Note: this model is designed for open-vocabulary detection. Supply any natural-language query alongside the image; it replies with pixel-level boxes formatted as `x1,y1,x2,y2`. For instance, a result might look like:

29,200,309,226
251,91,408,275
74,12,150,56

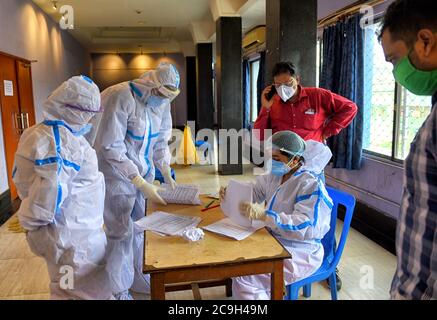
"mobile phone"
266,85,277,100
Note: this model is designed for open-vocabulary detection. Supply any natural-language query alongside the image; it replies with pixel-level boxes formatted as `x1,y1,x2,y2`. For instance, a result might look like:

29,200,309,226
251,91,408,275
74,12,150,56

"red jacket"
254,86,358,142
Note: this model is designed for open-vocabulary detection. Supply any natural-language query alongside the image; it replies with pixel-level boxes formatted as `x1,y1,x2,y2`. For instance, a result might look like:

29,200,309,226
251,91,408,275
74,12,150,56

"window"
363,22,433,161
363,23,396,157
250,59,260,122
395,88,432,159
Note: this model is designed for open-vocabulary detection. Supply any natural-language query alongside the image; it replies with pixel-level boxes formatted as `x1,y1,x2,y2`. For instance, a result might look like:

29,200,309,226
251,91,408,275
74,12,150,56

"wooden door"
0,53,36,200
16,60,36,129
0,55,21,199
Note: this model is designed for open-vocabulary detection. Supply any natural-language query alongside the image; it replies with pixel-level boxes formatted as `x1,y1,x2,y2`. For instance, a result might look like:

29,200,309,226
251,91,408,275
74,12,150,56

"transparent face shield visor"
151,71,181,101
264,137,304,173
158,85,180,101
278,148,302,167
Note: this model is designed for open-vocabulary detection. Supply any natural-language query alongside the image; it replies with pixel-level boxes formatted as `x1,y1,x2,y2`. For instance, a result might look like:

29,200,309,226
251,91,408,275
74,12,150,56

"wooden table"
144,195,291,300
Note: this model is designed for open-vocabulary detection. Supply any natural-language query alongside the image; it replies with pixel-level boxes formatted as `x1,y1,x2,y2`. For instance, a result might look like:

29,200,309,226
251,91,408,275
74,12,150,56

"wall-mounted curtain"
243,59,251,129
320,14,364,170
256,51,266,115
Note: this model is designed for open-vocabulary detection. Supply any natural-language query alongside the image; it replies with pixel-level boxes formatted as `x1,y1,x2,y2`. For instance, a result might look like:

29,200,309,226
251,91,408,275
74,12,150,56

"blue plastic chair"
195,140,211,157
154,168,176,185
285,186,356,300
195,140,206,148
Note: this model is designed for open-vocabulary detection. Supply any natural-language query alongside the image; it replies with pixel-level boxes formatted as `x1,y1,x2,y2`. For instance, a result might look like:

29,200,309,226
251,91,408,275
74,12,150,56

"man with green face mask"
379,0,437,300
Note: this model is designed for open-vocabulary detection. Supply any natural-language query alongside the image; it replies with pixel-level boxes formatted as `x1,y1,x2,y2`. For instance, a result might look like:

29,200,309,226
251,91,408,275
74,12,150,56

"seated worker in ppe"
12,76,112,300
220,131,333,300
94,62,180,300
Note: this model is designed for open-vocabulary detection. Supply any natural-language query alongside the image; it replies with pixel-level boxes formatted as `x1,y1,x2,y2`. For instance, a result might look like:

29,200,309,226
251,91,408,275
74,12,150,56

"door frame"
0,50,33,64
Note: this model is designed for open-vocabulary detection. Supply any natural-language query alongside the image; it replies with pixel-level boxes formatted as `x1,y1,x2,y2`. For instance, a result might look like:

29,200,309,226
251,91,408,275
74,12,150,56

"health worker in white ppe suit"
220,131,333,300
94,62,180,300
12,75,112,300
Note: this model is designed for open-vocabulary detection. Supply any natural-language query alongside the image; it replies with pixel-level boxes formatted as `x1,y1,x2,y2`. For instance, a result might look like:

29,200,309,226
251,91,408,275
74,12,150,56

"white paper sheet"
202,218,265,241
203,192,220,200
135,211,202,236
3,80,13,96
158,184,202,205
220,179,253,227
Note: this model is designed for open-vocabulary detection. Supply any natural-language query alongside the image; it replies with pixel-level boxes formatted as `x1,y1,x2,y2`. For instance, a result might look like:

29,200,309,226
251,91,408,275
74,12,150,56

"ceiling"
33,0,212,27
32,0,268,54
32,0,357,55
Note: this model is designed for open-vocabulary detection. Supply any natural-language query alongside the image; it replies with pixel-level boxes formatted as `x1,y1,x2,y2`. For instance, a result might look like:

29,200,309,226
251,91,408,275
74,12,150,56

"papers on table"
204,180,264,240
203,218,265,241
158,184,202,205
204,192,220,200
220,179,253,228
135,211,202,236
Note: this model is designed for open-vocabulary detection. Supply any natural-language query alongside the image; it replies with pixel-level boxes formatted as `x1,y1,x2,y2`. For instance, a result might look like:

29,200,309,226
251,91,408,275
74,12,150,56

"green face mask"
393,54,437,96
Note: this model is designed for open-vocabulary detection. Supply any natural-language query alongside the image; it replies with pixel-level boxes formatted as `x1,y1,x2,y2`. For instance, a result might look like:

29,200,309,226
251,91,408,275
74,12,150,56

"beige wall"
0,0,91,193
91,53,187,127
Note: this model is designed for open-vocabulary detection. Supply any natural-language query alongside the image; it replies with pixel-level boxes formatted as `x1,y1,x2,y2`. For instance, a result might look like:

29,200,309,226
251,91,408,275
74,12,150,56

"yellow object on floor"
7,215,27,234
176,125,199,165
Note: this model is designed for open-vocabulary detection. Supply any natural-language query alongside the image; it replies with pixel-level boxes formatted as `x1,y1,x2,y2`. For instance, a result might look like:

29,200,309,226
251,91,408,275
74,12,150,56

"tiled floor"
0,164,397,300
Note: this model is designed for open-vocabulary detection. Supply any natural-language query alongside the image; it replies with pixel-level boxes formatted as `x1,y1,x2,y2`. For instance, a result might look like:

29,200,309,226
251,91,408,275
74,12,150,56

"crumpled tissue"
182,227,205,242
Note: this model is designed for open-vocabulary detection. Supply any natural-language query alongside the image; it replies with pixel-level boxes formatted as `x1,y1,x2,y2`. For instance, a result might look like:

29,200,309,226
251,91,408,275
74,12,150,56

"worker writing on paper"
94,62,180,300
255,61,357,290
220,131,332,300
12,76,112,300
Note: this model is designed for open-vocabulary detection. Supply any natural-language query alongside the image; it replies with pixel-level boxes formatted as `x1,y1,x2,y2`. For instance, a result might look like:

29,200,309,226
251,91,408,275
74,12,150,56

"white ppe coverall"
12,76,112,300
94,69,175,297
233,141,333,300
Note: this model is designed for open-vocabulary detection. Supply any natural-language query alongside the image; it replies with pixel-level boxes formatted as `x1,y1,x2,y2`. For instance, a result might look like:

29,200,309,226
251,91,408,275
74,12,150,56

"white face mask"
277,85,296,102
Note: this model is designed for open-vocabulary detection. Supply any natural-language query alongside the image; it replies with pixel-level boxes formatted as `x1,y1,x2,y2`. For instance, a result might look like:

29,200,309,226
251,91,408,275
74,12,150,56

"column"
265,0,318,86
216,16,243,175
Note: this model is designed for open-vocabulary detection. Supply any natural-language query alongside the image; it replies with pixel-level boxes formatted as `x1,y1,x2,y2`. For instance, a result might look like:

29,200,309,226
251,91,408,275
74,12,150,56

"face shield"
264,131,306,176
151,62,181,101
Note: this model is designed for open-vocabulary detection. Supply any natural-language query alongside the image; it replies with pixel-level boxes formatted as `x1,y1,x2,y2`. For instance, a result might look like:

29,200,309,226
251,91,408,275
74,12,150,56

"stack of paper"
220,179,253,228
202,179,265,241
159,184,202,205
203,218,265,241
135,211,202,236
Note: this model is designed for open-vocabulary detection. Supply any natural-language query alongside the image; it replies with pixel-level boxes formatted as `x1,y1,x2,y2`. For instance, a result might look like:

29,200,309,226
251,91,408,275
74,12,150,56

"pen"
201,204,220,212
204,199,215,209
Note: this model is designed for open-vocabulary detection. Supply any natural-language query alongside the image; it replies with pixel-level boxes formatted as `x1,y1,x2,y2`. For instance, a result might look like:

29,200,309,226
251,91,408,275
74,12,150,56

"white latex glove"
132,176,167,205
162,165,177,190
239,202,267,221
